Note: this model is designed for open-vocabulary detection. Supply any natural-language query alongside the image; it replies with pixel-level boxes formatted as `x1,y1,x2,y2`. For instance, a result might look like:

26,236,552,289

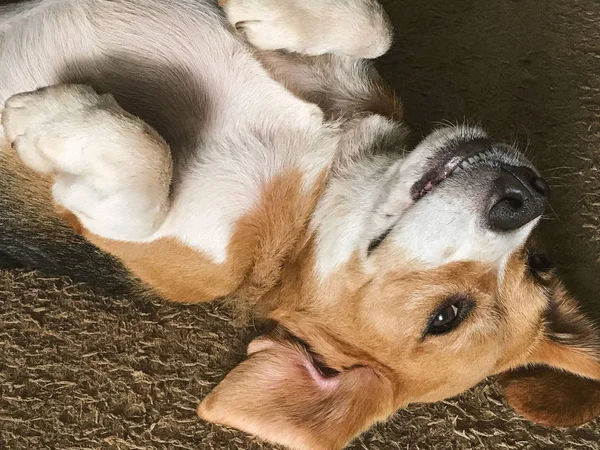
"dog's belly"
0,0,308,139
0,0,334,290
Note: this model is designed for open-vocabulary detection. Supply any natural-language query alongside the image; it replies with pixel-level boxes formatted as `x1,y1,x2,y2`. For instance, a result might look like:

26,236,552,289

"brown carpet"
2,0,600,448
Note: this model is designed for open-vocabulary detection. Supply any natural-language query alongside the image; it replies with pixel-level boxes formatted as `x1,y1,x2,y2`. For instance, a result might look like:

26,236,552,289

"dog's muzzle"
409,136,549,232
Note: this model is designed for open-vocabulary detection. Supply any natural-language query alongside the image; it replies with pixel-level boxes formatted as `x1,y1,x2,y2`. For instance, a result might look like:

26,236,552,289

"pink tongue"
410,138,493,201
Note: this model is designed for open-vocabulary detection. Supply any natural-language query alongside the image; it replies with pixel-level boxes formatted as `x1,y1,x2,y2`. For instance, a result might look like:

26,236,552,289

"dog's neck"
309,154,398,278
307,117,409,280
251,147,406,321
235,117,409,315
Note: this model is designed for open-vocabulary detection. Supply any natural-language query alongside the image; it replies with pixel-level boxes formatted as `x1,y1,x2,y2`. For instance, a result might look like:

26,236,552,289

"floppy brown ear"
197,331,394,450
499,276,600,426
500,366,600,427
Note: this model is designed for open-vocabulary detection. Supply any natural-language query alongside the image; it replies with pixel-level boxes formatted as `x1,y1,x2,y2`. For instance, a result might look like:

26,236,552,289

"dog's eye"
528,252,553,274
424,296,474,337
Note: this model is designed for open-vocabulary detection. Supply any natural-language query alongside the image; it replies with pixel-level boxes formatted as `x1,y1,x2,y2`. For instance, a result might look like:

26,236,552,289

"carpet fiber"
2,0,600,448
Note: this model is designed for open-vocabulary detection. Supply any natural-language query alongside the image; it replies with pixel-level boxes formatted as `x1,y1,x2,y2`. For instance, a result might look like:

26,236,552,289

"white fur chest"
0,0,338,263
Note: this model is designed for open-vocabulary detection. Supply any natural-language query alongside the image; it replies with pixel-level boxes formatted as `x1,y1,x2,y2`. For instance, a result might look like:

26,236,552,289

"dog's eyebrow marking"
368,226,393,255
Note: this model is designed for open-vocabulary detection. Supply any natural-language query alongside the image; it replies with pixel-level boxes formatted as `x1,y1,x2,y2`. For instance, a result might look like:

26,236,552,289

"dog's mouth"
409,138,495,202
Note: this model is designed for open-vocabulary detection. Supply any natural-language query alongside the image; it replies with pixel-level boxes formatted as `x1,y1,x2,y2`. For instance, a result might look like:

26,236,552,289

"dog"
1,0,600,449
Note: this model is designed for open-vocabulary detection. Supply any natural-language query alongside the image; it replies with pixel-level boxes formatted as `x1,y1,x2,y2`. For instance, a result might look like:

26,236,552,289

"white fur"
0,0,347,262
2,85,172,241
313,124,537,280
223,0,393,58
0,0,538,278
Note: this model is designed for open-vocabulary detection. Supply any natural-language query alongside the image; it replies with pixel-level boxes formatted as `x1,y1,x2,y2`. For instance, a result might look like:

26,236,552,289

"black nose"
488,166,548,231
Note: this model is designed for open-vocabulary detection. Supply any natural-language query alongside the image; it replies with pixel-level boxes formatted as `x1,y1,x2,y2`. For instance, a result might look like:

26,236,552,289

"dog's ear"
197,332,394,450
499,274,600,426
499,366,600,427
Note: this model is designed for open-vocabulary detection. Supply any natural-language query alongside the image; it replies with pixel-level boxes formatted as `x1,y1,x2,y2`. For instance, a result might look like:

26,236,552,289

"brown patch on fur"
82,170,325,305
489,250,550,371
268,253,547,404
363,83,403,121
84,236,242,302
198,253,569,449
543,277,600,354
498,259,600,427
54,206,84,235
500,367,600,427
508,264,600,379
529,338,600,381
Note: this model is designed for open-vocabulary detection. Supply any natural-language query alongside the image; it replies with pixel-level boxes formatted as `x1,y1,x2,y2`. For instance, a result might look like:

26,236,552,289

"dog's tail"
0,141,138,296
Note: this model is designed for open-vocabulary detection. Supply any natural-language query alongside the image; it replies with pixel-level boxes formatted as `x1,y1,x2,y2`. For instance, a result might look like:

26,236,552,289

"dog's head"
199,123,600,450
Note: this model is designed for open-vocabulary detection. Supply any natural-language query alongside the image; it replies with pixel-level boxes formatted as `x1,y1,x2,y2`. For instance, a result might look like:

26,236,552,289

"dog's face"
199,124,600,450
320,125,549,396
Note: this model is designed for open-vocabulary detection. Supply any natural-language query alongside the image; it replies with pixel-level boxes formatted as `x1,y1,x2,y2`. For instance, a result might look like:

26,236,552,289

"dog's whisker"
433,119,457,129
546,203,560,221
544,179,573,184
543,175,572,181
542,166,577,172
515,123,532,156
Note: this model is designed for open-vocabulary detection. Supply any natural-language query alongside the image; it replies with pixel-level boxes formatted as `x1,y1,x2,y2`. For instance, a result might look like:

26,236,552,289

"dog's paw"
222,0,393,58
1,84,173,241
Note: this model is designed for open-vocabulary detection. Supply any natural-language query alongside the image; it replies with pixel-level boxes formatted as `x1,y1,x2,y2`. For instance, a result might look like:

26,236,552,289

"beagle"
1,0,599,449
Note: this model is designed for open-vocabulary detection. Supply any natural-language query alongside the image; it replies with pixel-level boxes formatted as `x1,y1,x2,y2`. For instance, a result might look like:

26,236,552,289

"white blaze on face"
389,185,539,279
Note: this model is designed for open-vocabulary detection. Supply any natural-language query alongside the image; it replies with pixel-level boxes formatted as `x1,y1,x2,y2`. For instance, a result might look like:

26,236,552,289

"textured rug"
2,0,600,449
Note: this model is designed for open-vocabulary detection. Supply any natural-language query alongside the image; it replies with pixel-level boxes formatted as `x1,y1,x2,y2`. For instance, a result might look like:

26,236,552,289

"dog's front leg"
222,0,393,59
222,0,402,120
1,84,172,242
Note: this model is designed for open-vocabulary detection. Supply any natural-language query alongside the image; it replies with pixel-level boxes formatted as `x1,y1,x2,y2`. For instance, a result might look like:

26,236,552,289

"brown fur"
198,244,600,448
269,252,547,398
7,138,597,446
500,367,600,427
2,20,600,447
197,328,395,450
81,170,326,306
497,268,600,426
